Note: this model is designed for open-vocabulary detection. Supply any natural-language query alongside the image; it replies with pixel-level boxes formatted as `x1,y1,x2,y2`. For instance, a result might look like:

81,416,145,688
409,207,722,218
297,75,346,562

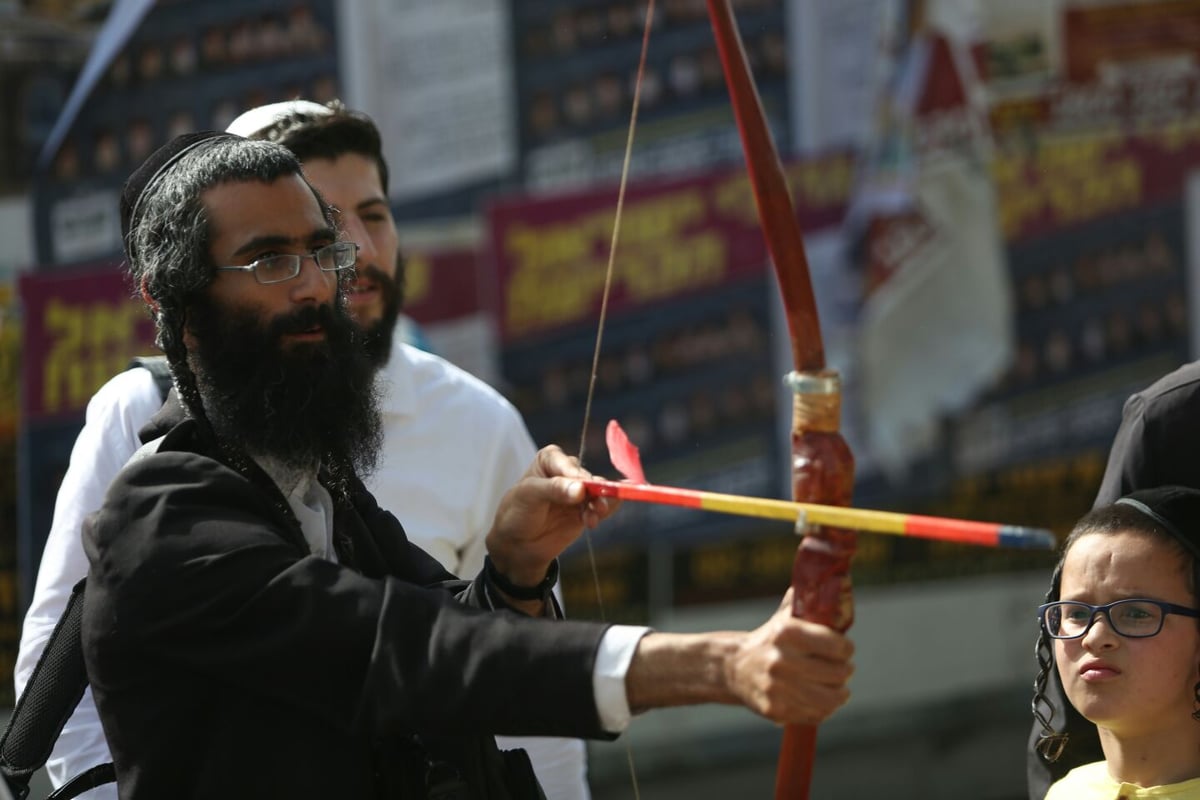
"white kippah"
225,100,332,137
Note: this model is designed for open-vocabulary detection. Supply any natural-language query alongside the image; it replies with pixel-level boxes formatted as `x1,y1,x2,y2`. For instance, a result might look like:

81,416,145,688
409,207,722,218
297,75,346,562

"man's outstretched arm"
626,589,854,725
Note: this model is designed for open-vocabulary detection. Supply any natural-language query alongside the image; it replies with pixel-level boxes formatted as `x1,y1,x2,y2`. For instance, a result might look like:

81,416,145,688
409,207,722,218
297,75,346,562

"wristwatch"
484,555,559,602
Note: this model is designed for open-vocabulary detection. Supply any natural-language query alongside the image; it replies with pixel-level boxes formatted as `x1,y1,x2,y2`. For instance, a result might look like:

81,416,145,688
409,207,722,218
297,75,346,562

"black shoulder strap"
0,580,115,800
128,355,172,404
46,764,115,800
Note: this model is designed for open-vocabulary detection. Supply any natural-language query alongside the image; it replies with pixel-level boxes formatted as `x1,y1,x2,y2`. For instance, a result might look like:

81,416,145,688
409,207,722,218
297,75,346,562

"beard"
186,296,383,487
357,252,404,367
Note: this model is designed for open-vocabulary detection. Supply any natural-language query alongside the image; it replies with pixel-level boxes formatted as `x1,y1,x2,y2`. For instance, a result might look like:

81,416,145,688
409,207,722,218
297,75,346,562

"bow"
705,3,857,798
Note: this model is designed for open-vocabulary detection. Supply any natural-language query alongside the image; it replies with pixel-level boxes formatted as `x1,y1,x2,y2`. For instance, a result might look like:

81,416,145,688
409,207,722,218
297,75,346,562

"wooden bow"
705,3,857,798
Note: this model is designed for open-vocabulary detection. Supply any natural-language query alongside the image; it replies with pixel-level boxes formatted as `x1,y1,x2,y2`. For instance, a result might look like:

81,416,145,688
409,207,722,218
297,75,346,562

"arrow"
580,478,1056,550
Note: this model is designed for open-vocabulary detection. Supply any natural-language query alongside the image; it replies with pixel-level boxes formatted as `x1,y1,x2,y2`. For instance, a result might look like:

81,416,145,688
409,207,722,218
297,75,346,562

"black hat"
1116,485,1200,560
119,130,242,261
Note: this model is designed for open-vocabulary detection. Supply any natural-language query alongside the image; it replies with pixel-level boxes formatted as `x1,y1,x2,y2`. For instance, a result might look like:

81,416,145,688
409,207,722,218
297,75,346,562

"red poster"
487,152,853,342
1063,0,1200,84
995,128,1200,243
402,248,483,325
20,263,158,423
0,283,17,437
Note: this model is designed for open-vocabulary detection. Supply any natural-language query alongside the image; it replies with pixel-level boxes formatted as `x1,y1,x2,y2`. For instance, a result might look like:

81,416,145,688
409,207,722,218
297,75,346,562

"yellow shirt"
1047,762,1200,800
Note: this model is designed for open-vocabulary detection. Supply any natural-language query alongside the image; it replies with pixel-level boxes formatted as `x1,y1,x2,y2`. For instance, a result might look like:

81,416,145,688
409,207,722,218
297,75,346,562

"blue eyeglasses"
1038,598,1200,639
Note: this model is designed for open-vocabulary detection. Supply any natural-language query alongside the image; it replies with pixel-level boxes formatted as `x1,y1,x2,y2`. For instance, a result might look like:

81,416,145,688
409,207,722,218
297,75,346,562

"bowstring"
574,2,655,797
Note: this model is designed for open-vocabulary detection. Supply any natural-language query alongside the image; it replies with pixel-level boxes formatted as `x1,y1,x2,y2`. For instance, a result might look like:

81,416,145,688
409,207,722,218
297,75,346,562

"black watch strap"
484,555,559,601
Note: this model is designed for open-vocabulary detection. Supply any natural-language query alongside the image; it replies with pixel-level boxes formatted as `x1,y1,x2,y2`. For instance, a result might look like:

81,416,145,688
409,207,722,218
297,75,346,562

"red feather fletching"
605,420,648,484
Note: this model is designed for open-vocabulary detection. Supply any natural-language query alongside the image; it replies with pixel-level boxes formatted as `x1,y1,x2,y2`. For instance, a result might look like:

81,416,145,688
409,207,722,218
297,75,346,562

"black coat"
83,416,612,799
1026,361,1200,799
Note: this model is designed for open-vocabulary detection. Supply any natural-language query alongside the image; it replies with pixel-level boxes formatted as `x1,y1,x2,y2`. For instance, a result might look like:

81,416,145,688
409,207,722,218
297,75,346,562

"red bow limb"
705,4,858,798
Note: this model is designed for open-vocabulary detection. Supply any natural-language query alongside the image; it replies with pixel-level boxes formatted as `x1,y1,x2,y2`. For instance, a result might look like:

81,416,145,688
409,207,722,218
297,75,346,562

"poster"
33,0,341,268
17,263,158,609
509,0,790,190
338,0,516,202
401,244,503,385
19,264,156,424
1062,0,1200,84
790,0,905,152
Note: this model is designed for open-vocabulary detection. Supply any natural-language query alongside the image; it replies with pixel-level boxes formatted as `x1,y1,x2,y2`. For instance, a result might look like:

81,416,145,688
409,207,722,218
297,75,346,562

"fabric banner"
857,159,1012,471
848,23,1014,474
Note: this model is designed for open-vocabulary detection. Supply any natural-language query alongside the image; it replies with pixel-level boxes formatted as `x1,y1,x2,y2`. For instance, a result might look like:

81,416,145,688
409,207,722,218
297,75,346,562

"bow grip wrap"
777,372,856,798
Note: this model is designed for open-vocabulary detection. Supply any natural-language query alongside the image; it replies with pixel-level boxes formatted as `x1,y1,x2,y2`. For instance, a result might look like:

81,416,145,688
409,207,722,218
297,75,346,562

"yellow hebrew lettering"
714,175,758,225
84,302,143,394
506,257,608,334
622,234,726,302
506,223,593,274
42,299,85,414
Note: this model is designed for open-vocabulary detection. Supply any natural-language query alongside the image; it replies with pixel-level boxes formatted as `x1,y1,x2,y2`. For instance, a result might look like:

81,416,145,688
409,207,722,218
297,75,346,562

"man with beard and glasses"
73,132,854,799
17,101,581,798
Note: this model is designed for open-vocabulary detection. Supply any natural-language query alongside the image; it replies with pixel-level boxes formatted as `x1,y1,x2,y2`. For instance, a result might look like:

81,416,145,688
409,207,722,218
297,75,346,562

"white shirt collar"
249,452,335,561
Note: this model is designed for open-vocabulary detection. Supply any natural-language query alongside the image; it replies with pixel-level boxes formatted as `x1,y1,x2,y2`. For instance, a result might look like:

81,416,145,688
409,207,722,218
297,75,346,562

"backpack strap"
45,764,115,800
0,580,115,800
128,355,172,404
0,359,166,799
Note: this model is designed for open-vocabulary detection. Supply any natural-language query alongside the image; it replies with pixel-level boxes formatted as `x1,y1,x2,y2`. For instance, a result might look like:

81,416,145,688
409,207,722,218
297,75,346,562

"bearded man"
77,132,854,798
84,130,612,798
19,101,580,798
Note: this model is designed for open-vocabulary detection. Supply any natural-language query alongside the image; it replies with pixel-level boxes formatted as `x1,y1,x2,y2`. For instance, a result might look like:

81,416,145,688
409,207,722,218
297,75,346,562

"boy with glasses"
1032,485,1200,799
1028,362,1200,799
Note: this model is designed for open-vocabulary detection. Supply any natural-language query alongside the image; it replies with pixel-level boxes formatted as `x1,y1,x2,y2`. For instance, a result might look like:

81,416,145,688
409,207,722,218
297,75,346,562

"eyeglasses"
214,241,358,285
1038,598,1200,640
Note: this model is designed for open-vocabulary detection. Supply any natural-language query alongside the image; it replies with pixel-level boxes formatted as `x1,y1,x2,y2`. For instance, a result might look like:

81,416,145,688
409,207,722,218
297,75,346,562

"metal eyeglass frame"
214,241,358,285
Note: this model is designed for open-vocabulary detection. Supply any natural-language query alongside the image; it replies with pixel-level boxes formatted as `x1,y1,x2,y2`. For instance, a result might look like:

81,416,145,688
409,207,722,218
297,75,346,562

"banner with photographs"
938,127,1200,531
21,0,344,618
34,0,340,269
509,0,790,191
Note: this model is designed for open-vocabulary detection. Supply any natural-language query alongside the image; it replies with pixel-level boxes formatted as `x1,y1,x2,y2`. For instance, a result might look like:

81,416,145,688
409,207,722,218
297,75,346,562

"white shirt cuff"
593,624,651,733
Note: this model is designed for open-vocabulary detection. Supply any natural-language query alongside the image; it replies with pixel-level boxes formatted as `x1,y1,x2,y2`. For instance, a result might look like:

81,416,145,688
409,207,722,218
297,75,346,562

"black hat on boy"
1116,485,1200,560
